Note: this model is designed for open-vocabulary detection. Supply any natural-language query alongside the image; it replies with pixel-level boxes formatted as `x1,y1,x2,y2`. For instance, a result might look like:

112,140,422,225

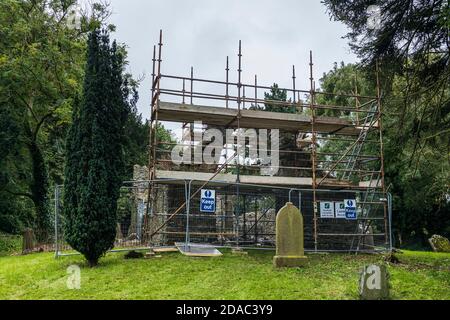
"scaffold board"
175,242,223,257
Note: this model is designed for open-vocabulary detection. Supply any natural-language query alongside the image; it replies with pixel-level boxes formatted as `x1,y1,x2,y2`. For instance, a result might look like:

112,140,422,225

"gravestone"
231,247,248,255
145,248,162,259
359,264,390,300
273,202,307,268
428,234,450,253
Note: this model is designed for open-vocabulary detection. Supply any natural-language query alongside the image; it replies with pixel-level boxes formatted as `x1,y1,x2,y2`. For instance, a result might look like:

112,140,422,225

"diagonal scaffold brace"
147,151,239,242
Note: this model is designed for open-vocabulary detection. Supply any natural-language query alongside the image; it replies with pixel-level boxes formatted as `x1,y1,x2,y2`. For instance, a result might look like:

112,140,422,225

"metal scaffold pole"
309,51,318,252
292,65,296,104
225,56,229,109
143,44,157,235
54,185,60,259
138,32,389,253
145,30,163,243
235,40,242,248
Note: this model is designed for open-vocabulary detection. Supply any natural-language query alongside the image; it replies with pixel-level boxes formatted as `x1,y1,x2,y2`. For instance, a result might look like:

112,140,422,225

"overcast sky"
98,0,357,135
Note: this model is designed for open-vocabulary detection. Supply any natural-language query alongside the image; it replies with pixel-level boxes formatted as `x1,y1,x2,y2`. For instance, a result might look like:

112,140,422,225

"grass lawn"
0,249,449,300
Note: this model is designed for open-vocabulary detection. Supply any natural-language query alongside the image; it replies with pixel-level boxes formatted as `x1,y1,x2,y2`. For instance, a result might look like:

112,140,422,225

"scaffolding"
144,30,391,253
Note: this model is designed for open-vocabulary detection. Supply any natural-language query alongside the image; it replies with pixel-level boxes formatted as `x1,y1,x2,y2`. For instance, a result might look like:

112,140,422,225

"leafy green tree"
315,62,379,181
0,0,110,240
63,29,130,267
0,105,33,233
123,106,149,178
252,83,296,113
323,0,449,77
383,74,450,246
317,61,450,247
324,0,450,247
317,62,375,116
247,84,311,211
249,84,310,178
0,0,169,238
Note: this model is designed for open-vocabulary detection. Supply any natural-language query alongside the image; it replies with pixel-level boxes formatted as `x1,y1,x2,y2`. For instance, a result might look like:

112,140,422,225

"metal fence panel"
54,180,391,257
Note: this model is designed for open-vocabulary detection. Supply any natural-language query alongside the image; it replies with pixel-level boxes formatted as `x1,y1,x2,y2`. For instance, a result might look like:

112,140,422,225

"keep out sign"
200,189,216,213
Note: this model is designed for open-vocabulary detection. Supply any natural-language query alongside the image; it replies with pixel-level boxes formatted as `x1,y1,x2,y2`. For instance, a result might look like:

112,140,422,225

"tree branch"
4,188,34,201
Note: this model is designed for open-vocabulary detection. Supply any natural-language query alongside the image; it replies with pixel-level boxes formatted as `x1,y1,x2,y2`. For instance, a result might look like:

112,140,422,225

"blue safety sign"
200,189,216,213
344,199,357,220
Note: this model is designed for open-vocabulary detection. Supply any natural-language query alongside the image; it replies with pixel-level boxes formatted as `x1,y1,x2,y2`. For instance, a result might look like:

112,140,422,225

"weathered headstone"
231,247,248,255
127,233,138,241
428,234,450,253
360,225,375,251
273,202,307,268
359,264,390,300
145,248,161,259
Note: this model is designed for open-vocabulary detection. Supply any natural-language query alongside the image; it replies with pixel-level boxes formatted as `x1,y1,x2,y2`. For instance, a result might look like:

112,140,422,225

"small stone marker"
145,248,161,259
359,264,390,300
231,247,248,255
428,234,450,253
273,202,307,268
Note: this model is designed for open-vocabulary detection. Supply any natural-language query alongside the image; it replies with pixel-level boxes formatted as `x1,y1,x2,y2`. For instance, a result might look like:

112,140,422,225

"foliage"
251,83,295,113
383,70,449,247
317,62,450,247
0,0,111,240
153,122,175,164
0,250,448,299
247,84,310,178
0,233,22,257
323,0,450,247
63,29,130,267
316,62,380,180
0,105,33,233
123,108,149,178
316,61,376,117
0,1,153,238
323,0,449,79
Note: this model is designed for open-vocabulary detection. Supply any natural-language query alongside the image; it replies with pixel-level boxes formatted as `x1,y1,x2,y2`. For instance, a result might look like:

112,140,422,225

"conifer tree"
63,29,129,266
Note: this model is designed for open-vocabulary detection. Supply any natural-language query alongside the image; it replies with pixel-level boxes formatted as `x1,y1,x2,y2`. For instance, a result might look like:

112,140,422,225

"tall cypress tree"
64,29,129,266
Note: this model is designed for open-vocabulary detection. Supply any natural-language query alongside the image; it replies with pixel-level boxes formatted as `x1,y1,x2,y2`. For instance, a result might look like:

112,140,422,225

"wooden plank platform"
155,170,356,188
157,101,362,135
175,242,223,257
153,247,179,253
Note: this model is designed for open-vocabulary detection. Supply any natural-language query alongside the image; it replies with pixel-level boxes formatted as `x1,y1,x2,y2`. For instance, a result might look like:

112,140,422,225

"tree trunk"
22,228,35,254
88,258,99,267
28,139,51,243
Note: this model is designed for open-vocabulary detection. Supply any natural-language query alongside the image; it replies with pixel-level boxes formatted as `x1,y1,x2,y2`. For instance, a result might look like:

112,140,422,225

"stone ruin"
116,165,280,247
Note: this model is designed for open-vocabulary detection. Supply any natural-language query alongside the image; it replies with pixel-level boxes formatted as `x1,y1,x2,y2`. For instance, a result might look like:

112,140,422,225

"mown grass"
0,249,448,300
